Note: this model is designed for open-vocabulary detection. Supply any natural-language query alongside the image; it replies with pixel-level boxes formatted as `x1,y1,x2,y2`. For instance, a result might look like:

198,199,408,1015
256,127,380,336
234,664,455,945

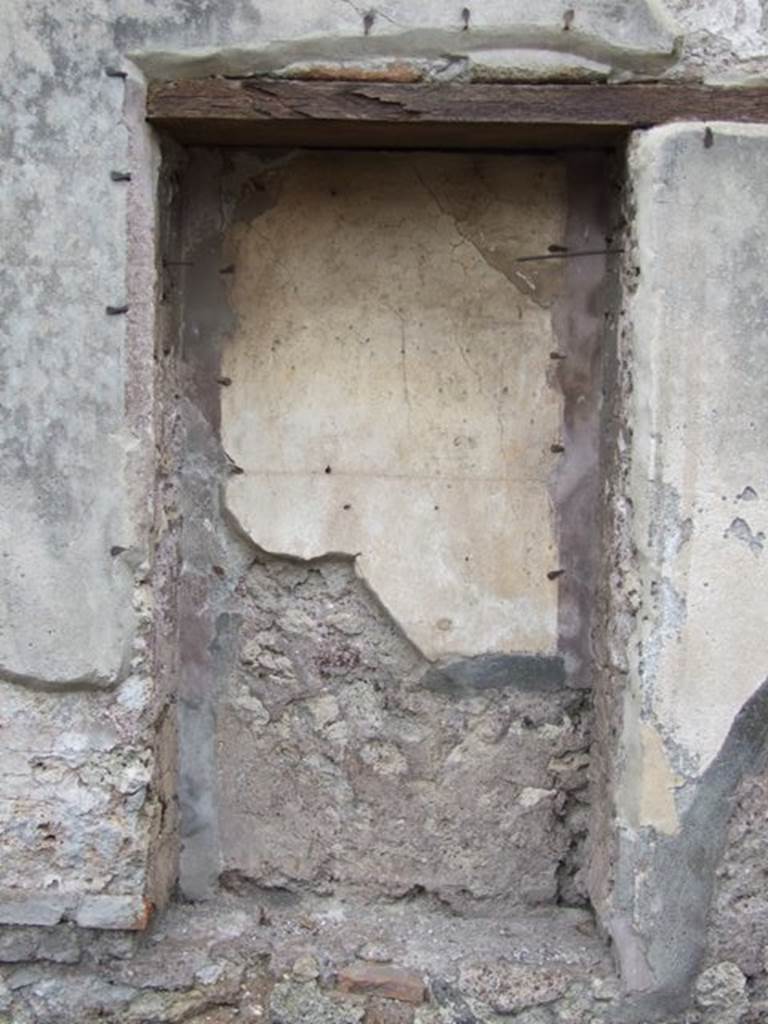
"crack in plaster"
410,163,548,308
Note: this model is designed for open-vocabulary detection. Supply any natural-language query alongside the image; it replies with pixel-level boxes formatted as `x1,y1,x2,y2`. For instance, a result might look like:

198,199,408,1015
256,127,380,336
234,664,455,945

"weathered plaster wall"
1,8,178,928
591,122,768,1021
625,124,768,782
665,0,768,83
223,152,566,661
1,0,766,674
3,1,768,1021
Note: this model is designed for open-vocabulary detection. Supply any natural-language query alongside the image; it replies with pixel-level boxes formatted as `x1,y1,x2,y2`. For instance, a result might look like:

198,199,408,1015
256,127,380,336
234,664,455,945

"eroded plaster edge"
126,14,681,83
588,123,768,1020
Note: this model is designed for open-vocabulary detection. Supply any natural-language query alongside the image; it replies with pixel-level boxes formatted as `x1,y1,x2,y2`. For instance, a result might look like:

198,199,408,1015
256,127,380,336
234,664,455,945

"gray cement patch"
421,654,566,698
614,675,768,1022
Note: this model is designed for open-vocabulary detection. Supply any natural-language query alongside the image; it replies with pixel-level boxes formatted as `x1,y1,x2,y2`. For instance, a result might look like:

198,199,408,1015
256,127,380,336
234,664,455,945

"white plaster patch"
519,787,556,808
625,123,768,777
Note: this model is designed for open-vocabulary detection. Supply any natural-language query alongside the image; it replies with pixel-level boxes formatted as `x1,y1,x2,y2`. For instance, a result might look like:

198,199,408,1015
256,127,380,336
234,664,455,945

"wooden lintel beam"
147,79,768,149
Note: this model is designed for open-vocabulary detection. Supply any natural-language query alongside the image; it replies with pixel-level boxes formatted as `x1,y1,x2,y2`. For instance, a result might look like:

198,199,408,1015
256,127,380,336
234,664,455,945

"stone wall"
4,2,768,1023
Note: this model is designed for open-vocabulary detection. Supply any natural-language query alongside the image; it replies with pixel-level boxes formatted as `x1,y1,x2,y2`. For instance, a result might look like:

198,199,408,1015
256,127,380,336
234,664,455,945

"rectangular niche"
167,147,614,912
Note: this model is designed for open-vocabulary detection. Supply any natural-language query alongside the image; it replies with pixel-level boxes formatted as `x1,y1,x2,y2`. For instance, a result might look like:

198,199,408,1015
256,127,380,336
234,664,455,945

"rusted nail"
516,249,623,263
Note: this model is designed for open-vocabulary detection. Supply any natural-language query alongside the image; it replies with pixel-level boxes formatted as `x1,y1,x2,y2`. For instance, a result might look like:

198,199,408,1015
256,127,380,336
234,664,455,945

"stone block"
0,924,80,964
695,961,748,1024
0,894,70,927
458,961,571,1014
363,996,415,1024
272,980,365,1024
75,895,151,930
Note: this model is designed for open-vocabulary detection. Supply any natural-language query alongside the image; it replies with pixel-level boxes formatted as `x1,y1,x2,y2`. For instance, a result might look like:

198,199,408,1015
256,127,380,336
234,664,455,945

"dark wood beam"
147,79,768,150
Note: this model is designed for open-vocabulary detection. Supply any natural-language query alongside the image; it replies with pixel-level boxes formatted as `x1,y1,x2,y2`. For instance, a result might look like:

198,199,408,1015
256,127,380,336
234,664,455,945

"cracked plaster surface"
222,151,567,661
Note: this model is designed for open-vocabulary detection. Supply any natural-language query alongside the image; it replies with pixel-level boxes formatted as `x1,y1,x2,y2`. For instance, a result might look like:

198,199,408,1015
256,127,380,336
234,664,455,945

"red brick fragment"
337,964,426,1005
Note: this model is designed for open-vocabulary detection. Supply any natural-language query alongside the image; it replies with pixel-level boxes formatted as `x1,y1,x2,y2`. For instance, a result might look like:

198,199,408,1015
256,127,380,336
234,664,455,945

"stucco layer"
625,122,768,784
595,122,768,1018
222,152,566,660
1,0,766,683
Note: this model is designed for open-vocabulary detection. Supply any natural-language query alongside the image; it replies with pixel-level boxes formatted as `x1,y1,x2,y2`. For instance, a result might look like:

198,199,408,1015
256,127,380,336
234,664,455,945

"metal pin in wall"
105,66,127,78
110,171,132,182
106,304,129,315
547,569,565,580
